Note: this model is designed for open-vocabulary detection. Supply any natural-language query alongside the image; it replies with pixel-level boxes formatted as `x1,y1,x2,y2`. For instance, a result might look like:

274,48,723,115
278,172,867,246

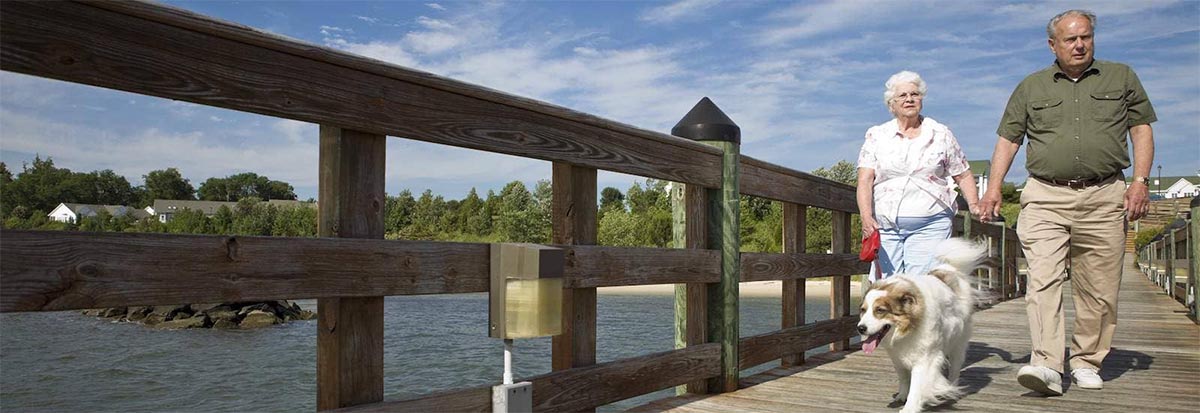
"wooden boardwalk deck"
631,254,1200,412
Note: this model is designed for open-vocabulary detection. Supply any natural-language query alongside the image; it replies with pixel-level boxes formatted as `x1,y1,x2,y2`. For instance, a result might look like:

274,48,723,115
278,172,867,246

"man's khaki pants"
1017,177,1126,373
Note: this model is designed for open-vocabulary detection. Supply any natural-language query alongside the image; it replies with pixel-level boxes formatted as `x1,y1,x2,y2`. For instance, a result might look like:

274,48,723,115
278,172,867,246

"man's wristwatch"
1133,176,1151,185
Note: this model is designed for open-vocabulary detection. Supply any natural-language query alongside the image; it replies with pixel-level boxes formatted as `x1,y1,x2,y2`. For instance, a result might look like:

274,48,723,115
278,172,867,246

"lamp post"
1157,165,1162,197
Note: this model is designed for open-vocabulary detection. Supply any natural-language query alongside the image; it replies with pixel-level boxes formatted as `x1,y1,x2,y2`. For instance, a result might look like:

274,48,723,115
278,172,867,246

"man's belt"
1032,173,1120,190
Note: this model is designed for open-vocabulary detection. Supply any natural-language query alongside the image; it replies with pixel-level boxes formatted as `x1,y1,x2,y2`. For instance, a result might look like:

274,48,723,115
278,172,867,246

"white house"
1159,177,1199,199
47,203,152,223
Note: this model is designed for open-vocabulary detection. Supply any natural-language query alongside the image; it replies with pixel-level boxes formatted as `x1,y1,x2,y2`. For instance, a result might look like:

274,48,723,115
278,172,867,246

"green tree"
384,190,417,236
806,160,859,253
495,181,547,242
272,206,317,237
142,168,196,204
165,208,212,234
458,188,486,236
403,189,445,240
3,156,79,215
197,172,296,202
78,169,140,206
231,198,274,235
211,205,235,234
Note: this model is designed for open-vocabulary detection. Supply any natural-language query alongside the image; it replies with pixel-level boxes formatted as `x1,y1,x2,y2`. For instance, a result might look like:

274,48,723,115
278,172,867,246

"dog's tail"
929,237,991,308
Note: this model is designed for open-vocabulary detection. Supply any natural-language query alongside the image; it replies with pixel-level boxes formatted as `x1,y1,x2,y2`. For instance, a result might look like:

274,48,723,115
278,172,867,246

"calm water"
1,291,861,412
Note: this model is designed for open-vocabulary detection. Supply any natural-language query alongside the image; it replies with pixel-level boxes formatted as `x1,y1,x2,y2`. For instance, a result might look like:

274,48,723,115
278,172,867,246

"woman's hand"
861,215,879,240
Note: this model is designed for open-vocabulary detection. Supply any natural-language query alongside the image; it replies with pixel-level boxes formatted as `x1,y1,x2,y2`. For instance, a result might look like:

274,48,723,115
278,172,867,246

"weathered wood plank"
740,253,868,282
780,203,806,367
674,182,709,395
565,246,719,288
740,155,856,213
316,126,385,409
0,1,723,188
551,163,597,379
829,211,853,351
0,230,727,312
738,317,859,370
333,343,722,413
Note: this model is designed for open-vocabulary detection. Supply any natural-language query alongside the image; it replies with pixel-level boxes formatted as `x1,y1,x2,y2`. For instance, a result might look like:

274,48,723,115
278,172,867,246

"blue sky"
1,0,1197,201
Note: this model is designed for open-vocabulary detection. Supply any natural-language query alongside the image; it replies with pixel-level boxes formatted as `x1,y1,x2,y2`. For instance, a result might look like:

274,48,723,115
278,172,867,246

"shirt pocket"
1029,97,1063,129
1089,90,1125,121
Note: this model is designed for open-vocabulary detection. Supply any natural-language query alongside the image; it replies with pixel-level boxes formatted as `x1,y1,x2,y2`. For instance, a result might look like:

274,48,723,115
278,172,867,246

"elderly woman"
857,70,980,282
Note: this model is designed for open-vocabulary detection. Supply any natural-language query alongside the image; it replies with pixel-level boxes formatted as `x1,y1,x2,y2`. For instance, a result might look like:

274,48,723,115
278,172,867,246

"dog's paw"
888,392,907,408
898,407,922,413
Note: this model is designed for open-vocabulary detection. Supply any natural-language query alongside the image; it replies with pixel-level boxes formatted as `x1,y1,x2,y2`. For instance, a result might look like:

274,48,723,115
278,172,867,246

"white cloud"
416,16,455,31
640,0,721,24
425,3,446,11
355,15,379,24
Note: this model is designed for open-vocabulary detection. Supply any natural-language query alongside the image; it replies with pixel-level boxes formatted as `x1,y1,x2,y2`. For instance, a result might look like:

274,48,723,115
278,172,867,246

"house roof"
52,203,151,220
968,160,991,176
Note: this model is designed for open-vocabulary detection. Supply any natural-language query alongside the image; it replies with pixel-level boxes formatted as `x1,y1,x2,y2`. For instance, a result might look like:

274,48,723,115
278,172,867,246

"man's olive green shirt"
997,60,1156,181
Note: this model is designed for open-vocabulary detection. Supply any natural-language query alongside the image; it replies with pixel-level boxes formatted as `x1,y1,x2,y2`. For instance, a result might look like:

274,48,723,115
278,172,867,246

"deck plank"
628,254,1200,412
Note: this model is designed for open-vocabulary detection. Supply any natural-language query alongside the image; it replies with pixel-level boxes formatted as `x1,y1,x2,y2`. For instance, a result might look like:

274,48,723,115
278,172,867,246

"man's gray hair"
883,70,927,106
1047,9,1096,39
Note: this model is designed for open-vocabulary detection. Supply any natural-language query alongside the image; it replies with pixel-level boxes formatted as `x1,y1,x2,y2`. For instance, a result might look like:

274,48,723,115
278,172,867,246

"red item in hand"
860,230,880,262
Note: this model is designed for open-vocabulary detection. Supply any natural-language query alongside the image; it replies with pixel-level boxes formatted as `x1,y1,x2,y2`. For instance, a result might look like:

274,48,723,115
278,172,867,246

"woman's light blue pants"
871,209,954,282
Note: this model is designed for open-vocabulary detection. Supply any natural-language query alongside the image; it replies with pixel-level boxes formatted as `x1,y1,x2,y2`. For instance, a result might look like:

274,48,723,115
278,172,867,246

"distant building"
968,160,990,196
1132,175,1199,199
149,199,315,223
47,203,152,223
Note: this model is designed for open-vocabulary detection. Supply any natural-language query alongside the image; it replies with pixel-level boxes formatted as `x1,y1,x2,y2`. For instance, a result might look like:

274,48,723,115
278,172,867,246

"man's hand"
978,189,1003,222
1125,181,1150,221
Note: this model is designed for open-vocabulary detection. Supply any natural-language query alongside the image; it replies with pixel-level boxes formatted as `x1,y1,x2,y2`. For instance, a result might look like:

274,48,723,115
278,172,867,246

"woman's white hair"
883,70,927,106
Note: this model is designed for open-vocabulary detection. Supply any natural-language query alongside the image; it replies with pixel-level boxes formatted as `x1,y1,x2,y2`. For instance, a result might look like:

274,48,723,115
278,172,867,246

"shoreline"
598,280,863,298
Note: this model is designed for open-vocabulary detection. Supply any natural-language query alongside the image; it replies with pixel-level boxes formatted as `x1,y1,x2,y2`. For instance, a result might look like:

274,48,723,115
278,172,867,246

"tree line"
0,156,1017,253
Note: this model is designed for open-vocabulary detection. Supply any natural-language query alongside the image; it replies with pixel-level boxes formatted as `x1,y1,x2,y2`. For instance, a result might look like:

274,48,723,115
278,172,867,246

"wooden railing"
1136,197,1198,323
0,1,1024,411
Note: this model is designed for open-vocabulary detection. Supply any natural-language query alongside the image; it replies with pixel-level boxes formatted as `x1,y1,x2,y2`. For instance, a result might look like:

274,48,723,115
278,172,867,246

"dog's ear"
900,293,917,311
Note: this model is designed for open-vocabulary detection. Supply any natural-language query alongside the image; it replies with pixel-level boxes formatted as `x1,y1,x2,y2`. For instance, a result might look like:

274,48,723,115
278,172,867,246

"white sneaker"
1017,365,1063,396
1071,368,1104,389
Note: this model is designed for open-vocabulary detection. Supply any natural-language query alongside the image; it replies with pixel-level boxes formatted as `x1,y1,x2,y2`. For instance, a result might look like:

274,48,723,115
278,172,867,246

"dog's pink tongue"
862,336,879,355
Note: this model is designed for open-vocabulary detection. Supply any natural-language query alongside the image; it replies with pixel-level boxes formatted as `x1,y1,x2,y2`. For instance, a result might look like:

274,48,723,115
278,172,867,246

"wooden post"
316,126,385,410
830,210,852,351
1189,197,1198,322
1000,227,1009,299
672,97,740,393
673,183,708,394
551,163,597,378
781,203,807,367
1165,230,1175,295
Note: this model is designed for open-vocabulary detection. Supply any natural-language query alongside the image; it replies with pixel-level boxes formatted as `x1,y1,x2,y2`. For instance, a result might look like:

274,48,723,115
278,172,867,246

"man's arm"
1125,124,1154,221
979,136,1021,221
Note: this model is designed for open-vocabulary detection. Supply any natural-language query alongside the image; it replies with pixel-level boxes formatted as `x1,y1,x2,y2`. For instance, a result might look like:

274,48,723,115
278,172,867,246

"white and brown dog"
857,238,987,413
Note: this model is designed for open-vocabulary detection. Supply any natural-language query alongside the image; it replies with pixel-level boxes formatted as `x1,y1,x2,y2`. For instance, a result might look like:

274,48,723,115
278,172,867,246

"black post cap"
1191,194,1200,208
671,97,740,144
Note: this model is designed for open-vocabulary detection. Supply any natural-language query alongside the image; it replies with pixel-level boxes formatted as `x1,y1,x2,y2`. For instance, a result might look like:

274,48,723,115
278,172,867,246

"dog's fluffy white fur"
857,238,987,413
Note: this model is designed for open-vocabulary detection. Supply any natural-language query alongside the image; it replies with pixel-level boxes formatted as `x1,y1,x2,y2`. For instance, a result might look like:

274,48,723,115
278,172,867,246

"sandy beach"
599,280,863,298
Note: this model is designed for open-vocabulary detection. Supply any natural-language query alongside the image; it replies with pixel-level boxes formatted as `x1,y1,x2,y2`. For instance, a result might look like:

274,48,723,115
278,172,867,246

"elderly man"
979,9,1156,396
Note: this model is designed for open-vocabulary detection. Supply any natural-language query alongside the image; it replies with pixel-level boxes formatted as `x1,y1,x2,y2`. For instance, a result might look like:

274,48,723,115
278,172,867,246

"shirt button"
1075,156,1080,160
1074,99,1079,103
1075,117,1080,121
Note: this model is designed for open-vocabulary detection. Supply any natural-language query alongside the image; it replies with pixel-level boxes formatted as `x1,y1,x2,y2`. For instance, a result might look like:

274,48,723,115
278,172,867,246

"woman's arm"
953,171,981,217
857,167,878,239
